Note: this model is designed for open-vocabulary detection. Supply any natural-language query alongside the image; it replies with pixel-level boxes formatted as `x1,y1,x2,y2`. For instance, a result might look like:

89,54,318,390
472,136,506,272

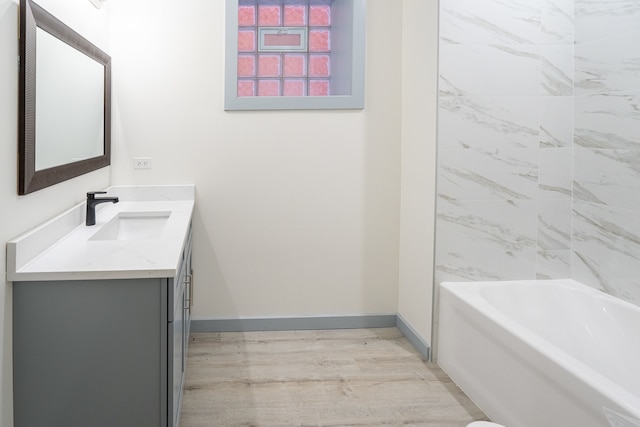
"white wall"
0,1,111,425
109,0,404,320
397,0,439,346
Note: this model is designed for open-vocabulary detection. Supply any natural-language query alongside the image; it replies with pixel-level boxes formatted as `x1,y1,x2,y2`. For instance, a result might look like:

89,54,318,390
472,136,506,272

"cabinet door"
184,242,193,354
169,224,192,427
184,229,193,332
182,278,189,373
171,282,185,427
13,279,167,427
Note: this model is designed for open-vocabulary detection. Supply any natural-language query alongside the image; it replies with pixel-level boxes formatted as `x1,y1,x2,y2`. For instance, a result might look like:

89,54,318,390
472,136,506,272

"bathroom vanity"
7,185,195,427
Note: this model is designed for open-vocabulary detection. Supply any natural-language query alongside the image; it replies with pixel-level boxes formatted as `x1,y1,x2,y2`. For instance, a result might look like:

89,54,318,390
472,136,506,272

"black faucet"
86,191,119,226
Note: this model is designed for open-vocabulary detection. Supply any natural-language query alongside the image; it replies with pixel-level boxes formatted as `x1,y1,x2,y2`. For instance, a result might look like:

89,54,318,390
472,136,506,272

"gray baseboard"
191,314,431,360
395,314,431,361
191,314,397,333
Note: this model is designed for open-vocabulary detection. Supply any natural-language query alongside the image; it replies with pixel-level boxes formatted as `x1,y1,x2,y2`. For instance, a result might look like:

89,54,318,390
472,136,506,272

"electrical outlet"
133,157,152,169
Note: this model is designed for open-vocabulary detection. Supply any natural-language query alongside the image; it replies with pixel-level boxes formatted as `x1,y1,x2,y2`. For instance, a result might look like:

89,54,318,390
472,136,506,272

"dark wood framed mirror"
19,0,111,195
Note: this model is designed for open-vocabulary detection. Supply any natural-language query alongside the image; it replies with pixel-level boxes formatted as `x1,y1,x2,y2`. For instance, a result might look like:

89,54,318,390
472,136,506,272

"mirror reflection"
35,28,105,171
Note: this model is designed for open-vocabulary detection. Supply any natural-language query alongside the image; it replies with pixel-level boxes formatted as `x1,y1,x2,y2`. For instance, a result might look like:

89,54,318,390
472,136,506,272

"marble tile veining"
540,44,574,96
571,251,640,305
441,0,574,45
541,0,574,44
574,92,640,150
438,96,540,150
436,246,538,284
536,250,571,279
435,196,538,281
438,148,538,201
573,148,640,211
437,0,575,285
436,0,640,308
572,200,640,302
440,0,547,45
439,44,541,97
575,30,640,96
575,0,640,43
571,250,609,293
437,197,538,253
538,198,572,251
538,147,573,199
540,96,574,148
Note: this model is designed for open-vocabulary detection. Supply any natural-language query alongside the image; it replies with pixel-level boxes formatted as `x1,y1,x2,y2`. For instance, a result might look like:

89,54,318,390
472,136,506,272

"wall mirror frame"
19,0,111,195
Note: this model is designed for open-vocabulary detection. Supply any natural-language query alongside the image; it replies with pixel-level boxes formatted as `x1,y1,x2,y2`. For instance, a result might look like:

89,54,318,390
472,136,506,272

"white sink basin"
90,211,171,241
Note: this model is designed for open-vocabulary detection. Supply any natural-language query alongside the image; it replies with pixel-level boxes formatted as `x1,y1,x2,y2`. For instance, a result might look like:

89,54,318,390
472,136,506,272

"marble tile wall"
436,0,574,286
436,0,640,307
572,0,640,304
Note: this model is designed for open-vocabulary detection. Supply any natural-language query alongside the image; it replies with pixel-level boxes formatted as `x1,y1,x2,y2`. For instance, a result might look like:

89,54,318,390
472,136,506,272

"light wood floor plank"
181,328,488,427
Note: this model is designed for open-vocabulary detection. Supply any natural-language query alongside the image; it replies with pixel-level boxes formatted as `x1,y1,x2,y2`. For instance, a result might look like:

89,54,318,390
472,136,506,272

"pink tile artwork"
309,30,330,52
236,3,334,98
238,80,255,97
258,80,280,96
238,5,256,26
284,5,306,26
309,80,329,96
308,55,330,77
237,55,255,77
238,30,256,52
309,5,330,26
258,5,281,26
283,54,305,77
284,79,305,96
258,55,281,77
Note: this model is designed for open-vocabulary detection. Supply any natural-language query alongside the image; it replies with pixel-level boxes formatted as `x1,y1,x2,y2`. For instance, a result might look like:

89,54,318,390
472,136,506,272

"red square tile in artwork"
258,80,280,96
238,55,255,77
309,5,330,26
283,79,305,96
309,55,330,77
309,80,329,96
238,80,255,97
238,30,256,52
284,5,306,26
283,54,306,77
309,30,330,52
238,5,256,26
258,55,281,77
258,5,281,26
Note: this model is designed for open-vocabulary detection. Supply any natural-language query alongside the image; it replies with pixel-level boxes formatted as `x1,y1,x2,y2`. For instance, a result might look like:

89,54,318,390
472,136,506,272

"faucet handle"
87,191,107,199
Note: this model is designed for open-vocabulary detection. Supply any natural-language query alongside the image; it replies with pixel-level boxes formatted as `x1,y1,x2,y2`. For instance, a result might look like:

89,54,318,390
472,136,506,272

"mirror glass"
19,0,111,195
35,28,105,170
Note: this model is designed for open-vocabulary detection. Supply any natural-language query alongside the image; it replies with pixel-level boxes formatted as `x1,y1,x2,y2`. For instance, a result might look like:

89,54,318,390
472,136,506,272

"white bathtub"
438,279,640,427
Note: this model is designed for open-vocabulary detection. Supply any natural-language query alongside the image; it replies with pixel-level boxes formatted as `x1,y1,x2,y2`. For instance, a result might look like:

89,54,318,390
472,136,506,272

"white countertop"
6,185,195,282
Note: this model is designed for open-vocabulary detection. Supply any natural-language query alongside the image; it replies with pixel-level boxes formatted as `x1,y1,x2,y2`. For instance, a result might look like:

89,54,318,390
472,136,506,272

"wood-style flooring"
180,327,488,427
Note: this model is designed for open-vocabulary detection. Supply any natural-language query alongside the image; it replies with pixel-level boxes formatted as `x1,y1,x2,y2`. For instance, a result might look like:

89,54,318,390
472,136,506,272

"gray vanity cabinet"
170,227,193,427
13,228,193,427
